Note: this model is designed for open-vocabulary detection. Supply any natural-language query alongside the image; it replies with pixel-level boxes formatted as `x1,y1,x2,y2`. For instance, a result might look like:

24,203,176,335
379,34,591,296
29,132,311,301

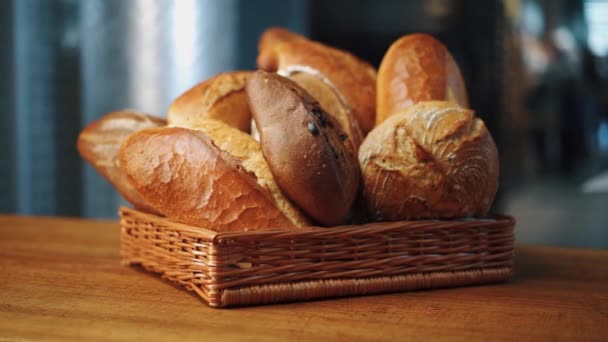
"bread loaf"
188,118,311,228
359,101,498,221
77,110,165,214
257,27,306,55
247,71,360,226
168,71,252,132
257,28,375,137
377,34,469,125
119,122,310,231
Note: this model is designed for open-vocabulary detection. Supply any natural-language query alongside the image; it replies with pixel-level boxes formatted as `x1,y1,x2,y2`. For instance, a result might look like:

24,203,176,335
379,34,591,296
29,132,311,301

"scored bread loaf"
119,120,310,232
257,28,374,141
359,101,498,221
377,34,469,125
168,71,252,132
247,70,360,226
77,110,165,214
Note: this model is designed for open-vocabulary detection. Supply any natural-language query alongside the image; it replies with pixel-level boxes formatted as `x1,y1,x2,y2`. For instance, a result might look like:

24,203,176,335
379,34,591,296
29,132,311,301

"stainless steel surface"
1,0,308,218
79,0,239,216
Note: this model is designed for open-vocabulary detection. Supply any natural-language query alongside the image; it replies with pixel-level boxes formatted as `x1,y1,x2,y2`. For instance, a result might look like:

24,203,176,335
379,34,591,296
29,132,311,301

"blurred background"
0,0,607,248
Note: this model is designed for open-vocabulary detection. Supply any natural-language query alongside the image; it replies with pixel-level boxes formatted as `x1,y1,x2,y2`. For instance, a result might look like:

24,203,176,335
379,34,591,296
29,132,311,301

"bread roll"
77,110,165,214
119,123,310,232
377,34,469,125
168,71,252,132
359,101,498,221
289,72,364,149
257,28,375,136
188,118,310,228
257,27,306,54
247,71,360,226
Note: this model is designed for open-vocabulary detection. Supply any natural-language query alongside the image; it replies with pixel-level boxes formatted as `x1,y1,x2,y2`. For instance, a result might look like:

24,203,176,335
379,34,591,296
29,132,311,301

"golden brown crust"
359,101,498,221
257,27,306,65
377,34,469,125
257,28,376,133
187,118,311,227
247,71,360,226
119,127,303,232
77,110,165,214
168,71,252,132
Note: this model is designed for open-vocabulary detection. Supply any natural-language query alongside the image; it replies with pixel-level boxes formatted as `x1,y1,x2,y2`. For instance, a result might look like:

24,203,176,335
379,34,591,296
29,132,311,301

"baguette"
77,110,165,214
119,121,310,231
377,34,469,125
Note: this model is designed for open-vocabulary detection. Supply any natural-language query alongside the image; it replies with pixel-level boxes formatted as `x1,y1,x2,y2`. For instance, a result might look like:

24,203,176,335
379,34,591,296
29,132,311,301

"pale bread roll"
359,101,498,221
168,71,252,132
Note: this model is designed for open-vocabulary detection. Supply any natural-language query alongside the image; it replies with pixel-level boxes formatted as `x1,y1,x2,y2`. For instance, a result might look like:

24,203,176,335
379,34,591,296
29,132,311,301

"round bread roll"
77,110,165,214
168,71,252,132
359,101,498,221
247,70,360,226
119,124,310,232
377,34,469,125
257,28,375,136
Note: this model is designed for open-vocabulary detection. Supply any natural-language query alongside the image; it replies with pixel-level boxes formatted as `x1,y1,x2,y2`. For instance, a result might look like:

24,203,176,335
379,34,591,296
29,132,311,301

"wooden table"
1,215,606,341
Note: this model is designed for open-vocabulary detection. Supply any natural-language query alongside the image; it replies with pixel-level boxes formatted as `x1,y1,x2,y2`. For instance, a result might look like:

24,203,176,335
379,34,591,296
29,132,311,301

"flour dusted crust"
168,71,252,133
359,101,498,220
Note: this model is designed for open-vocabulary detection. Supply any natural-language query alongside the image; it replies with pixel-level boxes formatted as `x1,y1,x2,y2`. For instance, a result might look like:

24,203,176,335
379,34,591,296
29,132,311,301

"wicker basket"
119,206,515,307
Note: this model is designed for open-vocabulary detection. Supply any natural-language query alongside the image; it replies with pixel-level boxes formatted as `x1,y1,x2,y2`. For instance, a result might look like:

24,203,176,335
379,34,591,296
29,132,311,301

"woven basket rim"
118,206,515,242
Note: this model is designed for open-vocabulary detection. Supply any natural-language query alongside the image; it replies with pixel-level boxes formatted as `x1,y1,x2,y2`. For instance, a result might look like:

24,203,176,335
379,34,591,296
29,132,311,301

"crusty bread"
359,101,498,221
168,71,252,132
187,118,311,228
257,28,376,134
77,110,165,214
247,71,360,226
377,34,469,125
257,27,306,56
119,126,308,232
289,72,363,150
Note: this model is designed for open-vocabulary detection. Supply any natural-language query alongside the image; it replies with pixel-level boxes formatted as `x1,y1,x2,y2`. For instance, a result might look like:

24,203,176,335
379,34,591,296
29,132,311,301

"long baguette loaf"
119,120,310,231
77,110,165,214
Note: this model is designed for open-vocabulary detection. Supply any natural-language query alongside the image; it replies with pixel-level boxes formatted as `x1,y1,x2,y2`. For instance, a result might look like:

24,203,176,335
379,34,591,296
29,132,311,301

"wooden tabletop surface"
0,215,606,341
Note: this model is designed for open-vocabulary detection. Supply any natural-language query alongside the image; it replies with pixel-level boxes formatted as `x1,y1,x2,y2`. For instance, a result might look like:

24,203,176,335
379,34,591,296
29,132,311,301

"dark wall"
0,0,16,213
309,0,505,145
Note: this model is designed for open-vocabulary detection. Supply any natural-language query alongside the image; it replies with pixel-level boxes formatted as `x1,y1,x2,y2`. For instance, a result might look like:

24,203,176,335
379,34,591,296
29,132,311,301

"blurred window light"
521,0,544,37
599,120,608,152
584,0,608,56
552,26,577,54
172,0,197,83
521,35,550,74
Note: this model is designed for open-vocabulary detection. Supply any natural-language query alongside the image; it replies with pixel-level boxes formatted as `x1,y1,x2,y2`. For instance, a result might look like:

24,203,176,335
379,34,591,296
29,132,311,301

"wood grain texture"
1,215,607,341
